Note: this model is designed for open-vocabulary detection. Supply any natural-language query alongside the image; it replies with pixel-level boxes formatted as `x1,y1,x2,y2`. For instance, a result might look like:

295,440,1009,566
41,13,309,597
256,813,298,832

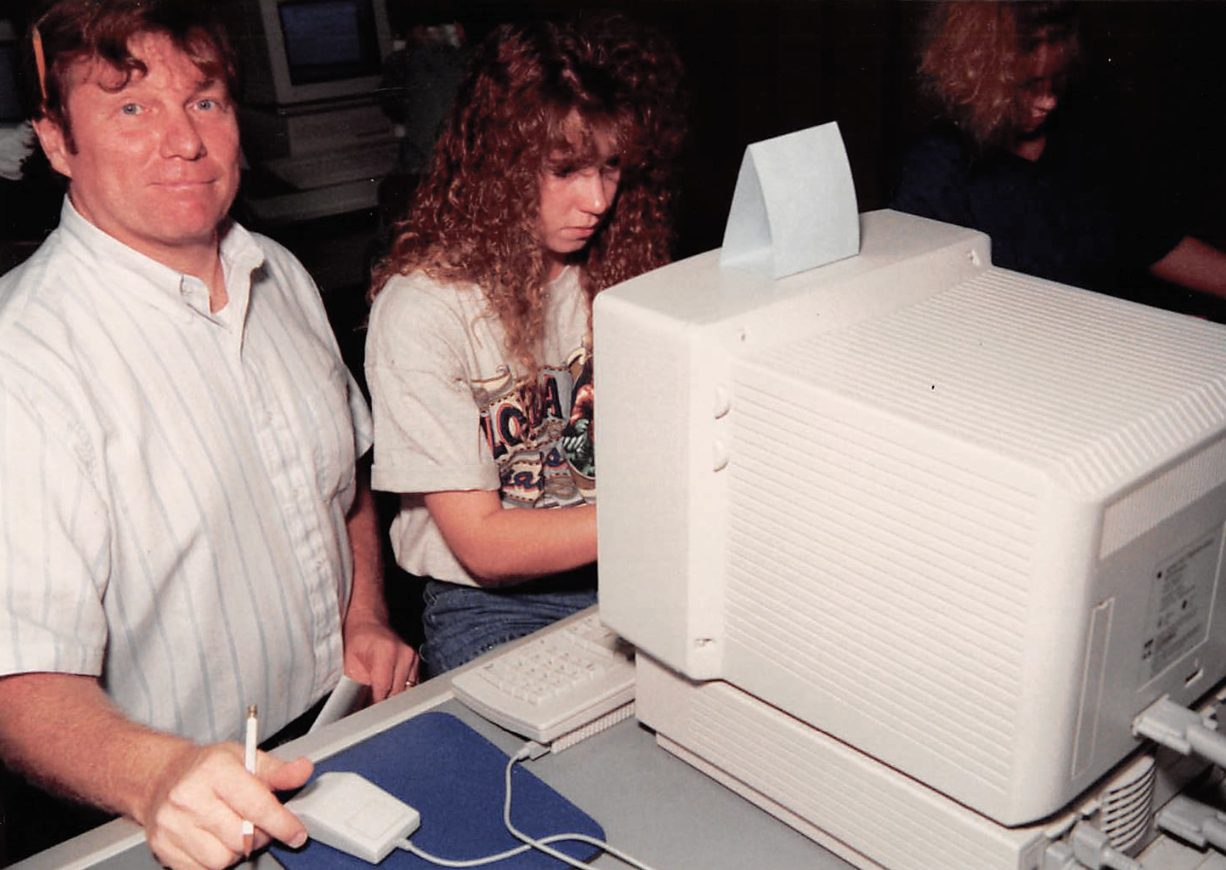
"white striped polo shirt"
0,199,372,744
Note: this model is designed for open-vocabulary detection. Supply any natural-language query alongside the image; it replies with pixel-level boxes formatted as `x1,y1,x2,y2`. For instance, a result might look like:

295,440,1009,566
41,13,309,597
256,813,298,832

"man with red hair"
0,1,417,865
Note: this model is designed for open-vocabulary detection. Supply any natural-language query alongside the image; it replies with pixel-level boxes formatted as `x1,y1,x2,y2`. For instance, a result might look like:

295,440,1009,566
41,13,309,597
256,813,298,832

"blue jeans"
419,566,597,678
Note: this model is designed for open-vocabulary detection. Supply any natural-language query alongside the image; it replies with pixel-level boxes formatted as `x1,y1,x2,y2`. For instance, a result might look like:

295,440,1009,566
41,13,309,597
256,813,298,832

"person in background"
365,16,686,678
0,1,417,866
891,1,1226,310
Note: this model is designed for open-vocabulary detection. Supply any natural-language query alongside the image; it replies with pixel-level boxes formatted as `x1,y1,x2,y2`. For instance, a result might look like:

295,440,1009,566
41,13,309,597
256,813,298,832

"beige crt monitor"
594,209,1226,829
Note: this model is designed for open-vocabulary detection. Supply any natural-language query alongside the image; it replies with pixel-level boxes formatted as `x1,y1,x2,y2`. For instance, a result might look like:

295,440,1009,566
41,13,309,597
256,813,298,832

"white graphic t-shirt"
367,267,593,586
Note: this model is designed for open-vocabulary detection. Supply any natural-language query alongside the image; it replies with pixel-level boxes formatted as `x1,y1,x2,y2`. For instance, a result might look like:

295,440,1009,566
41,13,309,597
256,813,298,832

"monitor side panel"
713,273,1226,823
722,349,1053,823
1087,440,1226,773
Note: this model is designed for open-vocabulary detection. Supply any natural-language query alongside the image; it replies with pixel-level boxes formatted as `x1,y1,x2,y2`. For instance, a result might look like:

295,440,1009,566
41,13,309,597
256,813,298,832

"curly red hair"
370,15,686,379
918,1,1079,149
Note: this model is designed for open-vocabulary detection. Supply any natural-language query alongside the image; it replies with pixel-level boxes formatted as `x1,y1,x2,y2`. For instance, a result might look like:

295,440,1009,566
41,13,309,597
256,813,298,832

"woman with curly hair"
915,0,1080,156
365,16,685,676
892,1,1226,306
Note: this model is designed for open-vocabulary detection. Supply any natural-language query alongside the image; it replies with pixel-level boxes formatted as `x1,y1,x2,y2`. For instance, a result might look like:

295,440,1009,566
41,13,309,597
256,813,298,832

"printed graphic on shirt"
475,345,593,508
560,354,595,501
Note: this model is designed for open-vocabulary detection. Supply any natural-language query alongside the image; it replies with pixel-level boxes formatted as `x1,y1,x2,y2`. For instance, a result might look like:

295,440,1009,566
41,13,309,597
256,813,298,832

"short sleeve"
365,276,501,495
0,383,109,678
347,369,373,458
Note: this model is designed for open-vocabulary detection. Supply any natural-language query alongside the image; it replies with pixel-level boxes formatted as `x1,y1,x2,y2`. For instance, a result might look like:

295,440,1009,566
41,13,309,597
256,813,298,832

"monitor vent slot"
681,677,1029,869
725,377,1035,792
1096,754,1156,854
749,270,1226,500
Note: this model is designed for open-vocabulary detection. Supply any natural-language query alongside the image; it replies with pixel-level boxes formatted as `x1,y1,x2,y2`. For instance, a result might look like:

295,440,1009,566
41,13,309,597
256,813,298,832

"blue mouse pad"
271,711,604,868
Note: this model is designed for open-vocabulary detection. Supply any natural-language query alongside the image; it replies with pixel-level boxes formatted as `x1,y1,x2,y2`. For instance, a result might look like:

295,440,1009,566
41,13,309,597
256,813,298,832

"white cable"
398,832,584,868
397,839,532,867
500,745,660,870
396,742,657,870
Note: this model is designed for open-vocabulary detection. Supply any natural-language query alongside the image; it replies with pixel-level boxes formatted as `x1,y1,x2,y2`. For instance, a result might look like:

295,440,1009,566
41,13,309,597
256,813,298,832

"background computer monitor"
226,0,393,107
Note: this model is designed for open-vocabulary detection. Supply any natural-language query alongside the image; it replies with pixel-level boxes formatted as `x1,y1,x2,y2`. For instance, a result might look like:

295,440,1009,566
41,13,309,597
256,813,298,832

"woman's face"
1016,40,1072,137
537,121,622,279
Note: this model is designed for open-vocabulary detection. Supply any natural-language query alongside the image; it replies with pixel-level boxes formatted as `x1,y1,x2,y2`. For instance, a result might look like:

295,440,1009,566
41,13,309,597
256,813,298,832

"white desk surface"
12,624,851,870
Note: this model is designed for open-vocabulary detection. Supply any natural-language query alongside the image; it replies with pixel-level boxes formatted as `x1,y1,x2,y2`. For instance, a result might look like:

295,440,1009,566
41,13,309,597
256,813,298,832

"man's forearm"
0,671,314,867
344,458,389,625
341,457,420,695
0,672,189,821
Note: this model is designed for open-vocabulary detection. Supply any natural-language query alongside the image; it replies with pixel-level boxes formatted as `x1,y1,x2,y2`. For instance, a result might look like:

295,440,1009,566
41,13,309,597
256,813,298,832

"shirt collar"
56,196,266,329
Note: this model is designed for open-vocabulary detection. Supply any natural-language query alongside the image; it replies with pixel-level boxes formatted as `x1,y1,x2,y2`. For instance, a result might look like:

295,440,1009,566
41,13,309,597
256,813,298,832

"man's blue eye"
121,103,140,115
197,99,216,111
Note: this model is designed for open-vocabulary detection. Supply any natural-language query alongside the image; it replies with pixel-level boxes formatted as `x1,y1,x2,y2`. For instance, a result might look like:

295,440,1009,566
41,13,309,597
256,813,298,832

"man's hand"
344,616,421,700
138,742,312,870
0,674,315,870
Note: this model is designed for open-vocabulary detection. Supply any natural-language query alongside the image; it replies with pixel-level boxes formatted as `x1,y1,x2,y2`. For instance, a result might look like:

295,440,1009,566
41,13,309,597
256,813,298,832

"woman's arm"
424,489,597,585
1149,236,1226,300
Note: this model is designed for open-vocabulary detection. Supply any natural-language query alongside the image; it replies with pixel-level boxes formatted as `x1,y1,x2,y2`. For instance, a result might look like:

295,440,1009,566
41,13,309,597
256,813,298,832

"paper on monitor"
720,121,859,279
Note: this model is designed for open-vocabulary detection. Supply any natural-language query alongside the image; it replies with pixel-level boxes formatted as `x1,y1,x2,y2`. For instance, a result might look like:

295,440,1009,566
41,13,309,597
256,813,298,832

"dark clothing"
891,119,1184,299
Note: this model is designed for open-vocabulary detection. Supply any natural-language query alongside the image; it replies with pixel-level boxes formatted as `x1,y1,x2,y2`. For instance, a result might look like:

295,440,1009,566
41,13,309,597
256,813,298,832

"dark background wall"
389,0,1226,261
3,1,1224,267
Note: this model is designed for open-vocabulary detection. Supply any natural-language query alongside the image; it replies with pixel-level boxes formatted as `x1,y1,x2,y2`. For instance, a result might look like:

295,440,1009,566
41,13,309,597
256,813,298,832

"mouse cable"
397,741,658,870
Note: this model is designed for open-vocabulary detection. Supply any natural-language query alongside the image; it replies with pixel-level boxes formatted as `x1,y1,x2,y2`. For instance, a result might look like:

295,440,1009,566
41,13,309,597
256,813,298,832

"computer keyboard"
262,141,399,190
451,609,636,748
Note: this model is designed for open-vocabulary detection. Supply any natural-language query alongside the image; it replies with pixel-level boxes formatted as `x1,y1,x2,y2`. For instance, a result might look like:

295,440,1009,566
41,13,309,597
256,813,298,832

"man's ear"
32,116,73,179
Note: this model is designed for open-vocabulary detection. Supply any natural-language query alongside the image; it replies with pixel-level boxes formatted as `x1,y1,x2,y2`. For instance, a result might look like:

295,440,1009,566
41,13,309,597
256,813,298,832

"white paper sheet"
720,122,859,279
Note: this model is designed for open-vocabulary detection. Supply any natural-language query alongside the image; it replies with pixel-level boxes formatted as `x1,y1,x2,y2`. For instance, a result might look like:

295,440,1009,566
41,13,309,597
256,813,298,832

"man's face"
33,31,240,270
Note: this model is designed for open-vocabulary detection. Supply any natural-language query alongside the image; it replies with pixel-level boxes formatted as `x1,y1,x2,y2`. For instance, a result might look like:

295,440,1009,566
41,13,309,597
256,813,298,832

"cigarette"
243,705,257,855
